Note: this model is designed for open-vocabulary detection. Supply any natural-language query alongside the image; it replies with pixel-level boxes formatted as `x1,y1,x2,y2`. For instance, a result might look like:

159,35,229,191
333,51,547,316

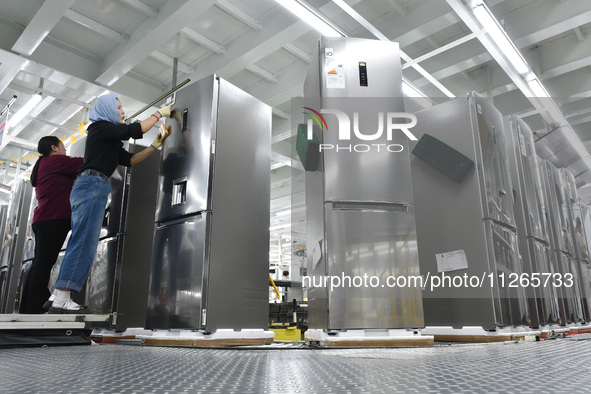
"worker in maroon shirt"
18,136,83,314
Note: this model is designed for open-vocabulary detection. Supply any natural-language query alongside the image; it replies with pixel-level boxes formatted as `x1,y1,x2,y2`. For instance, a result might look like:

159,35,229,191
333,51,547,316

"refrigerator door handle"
330,201,410,213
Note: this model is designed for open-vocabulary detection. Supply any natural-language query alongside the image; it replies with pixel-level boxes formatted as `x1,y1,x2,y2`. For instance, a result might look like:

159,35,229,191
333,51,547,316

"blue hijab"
89,93,121,124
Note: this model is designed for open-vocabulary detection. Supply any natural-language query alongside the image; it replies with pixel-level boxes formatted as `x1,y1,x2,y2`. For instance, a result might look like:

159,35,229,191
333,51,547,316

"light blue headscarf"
89,93,121,124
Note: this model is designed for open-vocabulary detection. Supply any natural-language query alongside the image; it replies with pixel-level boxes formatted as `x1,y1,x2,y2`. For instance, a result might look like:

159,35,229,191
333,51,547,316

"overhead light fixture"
0,95,17,117
471,1,529,75
7,93,42,129
275,0,345,37
526,76,549,98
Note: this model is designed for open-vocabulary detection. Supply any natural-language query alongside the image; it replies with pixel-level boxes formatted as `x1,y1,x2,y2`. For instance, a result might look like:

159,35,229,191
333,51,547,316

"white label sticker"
325,59,345,89
435,250,468,272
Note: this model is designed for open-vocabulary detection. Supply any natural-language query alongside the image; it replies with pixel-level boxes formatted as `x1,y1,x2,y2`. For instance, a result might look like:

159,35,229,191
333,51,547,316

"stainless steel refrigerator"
410,93,529,330
303,36,423,330
505,115,560,327
13,190,36,312
579,199,591,320
563,169,589,321
0,178,33,313
146,74,271,331
539,160,584,323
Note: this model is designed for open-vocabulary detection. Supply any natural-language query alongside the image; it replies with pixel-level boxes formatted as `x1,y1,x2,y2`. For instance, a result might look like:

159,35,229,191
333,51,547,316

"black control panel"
182,108,188,132
359,61,368,87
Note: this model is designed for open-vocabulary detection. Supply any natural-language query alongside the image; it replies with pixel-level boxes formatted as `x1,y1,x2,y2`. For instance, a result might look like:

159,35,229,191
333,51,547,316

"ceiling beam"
283,43,311,63
63,9,128,44
574,27,585,42
181,27,225,54
95,0,217,86
215,0,263,31
0,52,27,96
11,0,77,56
395,12,460,48
186,0,358,84
414,5,591,89
247,64,278,83
119,0,159,17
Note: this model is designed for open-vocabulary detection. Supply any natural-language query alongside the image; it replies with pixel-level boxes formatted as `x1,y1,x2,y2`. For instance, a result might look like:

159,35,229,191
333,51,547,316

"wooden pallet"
305,329,434,348
143,337,274,347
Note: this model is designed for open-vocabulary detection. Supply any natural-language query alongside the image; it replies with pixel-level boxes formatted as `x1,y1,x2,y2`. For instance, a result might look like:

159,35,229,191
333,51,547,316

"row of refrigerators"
0,74,272,333
0,57,590,336
411,96,591,330
297,36,591,333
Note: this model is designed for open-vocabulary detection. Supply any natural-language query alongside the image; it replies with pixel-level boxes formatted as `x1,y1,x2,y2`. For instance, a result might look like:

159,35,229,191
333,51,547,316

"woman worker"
48,93,170,313
19,136,83,314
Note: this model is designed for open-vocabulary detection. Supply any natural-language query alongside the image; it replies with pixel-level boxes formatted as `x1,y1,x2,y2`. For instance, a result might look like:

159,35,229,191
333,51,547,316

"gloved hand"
157,106,171,118
151,124,171,149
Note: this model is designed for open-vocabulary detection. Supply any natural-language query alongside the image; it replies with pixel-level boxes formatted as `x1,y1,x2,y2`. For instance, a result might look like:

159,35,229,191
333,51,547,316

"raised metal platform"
0,314,110,348
1,334,591,392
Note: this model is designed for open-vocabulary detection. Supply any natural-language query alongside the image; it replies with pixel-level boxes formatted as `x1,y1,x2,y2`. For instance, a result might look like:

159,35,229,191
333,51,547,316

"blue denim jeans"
55,173,110,292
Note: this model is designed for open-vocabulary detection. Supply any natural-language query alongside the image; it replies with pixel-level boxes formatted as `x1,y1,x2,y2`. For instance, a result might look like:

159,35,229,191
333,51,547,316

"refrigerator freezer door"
472,95,516,227
155,75,217,222
484,221,529,327
146,214,208,330
86,236,119,314
323,203,423,329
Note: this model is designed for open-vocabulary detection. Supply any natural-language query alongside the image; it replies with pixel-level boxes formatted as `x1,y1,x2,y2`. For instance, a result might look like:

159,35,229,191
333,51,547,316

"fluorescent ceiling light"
526,77,549,98
275,0,344,37
7,93,42,129
472,2,529,75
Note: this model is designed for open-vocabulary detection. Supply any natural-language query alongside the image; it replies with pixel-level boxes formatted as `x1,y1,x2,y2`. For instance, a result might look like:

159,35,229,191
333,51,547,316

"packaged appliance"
146,74,271,331
0,179,33,313
505,115,560,327
410,93,529,330
539,160,585,323
303,36,423,330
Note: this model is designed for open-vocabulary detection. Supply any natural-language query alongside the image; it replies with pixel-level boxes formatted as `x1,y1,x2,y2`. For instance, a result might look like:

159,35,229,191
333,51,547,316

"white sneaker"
42,294,56,310
48,299,88,314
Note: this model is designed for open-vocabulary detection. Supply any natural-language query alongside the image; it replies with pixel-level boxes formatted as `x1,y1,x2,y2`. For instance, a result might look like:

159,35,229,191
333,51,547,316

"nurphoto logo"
303,107,418,153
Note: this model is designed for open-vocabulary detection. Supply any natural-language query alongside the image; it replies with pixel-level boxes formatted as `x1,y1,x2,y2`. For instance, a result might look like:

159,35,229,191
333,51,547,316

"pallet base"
421,326,540,343
138,329,275,348
305,329,434,348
